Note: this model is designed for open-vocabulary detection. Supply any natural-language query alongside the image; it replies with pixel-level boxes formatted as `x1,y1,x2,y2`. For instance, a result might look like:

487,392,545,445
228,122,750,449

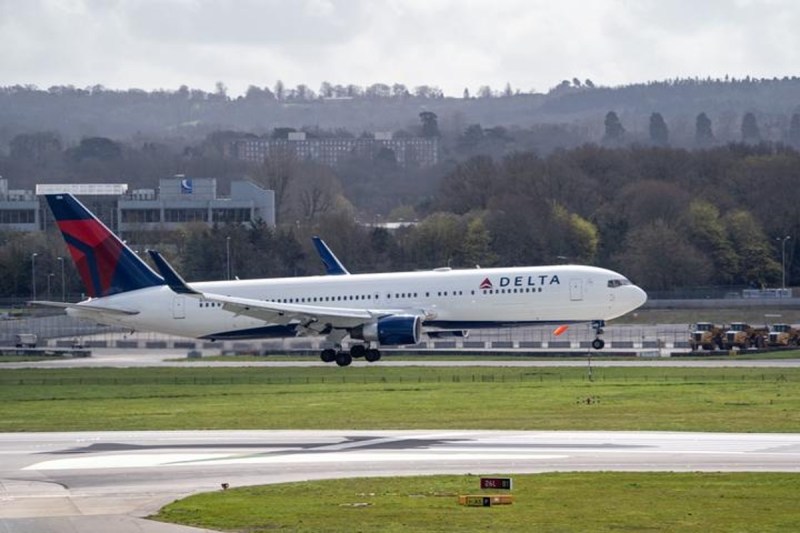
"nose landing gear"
591,320,605,350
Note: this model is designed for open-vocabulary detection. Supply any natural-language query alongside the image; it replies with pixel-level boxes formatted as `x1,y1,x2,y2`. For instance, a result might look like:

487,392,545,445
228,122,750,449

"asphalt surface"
4,348,800,368
2,430,800,533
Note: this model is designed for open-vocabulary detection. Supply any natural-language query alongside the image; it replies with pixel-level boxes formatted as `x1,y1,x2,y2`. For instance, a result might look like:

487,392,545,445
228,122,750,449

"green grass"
153,472,800,533
0,355,57,363
182,349,800,362
0,366,798,432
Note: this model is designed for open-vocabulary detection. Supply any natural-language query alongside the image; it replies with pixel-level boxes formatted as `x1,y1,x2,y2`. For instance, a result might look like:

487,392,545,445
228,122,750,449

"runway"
2,429,799,532
4,349,800,369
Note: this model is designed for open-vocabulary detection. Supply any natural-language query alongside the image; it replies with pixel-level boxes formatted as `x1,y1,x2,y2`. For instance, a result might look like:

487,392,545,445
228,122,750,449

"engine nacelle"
351,315,421,346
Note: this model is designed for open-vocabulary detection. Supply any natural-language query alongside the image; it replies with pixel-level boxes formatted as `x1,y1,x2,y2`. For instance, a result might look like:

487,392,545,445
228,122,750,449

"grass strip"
153,472,800,533
0,367,798,432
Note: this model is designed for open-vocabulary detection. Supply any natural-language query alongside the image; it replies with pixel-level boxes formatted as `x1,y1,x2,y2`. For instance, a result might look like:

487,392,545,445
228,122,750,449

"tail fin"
312,236,350,275
46,194,164,298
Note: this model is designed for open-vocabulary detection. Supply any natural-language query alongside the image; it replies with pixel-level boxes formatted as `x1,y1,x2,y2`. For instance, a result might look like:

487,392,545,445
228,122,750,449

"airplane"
34,193,648,366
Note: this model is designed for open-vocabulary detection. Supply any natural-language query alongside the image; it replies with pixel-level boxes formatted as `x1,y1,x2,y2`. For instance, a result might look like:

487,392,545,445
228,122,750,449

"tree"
724,209,781,286
695,112,714,146
615,220,713,290
477,86,492,98
69,137,122,161
391,83,409,98
741,112,761,143
649,112,669,146
603,111,625,144
458,124,484,151
9,132,62,162
214,81,228,100
319,81,333,98
437,155,496,214
551,204,598,263
788,113,800,147
274,80,285,101
419,111,440,138
462,88,470,99
682,201,738,284
404,212,464,268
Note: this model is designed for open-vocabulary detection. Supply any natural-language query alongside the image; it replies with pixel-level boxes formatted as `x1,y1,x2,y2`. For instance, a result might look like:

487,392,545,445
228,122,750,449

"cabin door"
172,296,186,319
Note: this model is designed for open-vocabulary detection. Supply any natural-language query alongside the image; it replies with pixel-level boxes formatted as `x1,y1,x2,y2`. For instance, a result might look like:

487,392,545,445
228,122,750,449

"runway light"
553,325,569,336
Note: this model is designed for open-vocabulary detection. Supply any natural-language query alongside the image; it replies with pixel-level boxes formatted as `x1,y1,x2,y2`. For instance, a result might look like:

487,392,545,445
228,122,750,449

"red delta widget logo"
479,275,561,290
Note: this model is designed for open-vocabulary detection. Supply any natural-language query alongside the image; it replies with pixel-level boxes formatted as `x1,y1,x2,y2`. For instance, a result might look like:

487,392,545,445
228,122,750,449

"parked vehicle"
689,322,725,351
14,333,37,348
767,324,800,347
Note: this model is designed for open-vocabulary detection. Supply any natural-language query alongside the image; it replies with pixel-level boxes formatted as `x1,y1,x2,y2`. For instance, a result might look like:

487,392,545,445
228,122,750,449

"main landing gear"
591,320,605,350
320,344,382,367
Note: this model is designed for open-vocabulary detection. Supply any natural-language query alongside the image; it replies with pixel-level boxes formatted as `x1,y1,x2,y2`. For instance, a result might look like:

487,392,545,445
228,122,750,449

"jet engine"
350,315,421,346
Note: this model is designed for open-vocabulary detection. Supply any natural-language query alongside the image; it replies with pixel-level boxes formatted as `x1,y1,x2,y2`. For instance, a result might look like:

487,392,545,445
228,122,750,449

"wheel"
335,352,352,367
350,344,367,358
365,348,381,362
591,338,605,350
320,348,336,363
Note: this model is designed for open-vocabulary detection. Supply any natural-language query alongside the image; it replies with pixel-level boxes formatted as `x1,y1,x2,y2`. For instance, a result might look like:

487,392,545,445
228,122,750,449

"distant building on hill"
227,132,439,168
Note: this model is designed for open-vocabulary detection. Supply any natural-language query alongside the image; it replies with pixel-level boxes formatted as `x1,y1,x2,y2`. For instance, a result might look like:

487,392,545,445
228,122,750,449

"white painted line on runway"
24,450,571,470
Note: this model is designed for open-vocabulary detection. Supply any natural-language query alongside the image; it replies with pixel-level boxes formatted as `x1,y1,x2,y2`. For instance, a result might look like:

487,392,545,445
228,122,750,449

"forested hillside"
0,77,798,298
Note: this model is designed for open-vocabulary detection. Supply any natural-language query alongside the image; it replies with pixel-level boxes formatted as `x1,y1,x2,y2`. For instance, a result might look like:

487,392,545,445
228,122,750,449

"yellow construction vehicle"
689,322,725,351
722,322,768,350
767,324,800,347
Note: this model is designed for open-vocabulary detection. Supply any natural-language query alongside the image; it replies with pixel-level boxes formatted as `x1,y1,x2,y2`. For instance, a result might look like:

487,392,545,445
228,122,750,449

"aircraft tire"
591,338,605,350
350,344,367,358
320,348,337,363
335,352,353,367
365,348,381,362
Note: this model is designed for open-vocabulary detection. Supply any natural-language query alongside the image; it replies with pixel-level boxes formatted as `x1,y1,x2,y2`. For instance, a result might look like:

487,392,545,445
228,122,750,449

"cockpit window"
608,278,632,288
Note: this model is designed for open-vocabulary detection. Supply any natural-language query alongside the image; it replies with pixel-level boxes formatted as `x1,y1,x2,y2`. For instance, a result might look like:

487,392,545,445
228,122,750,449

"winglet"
312,236,350,275
147,250,200,295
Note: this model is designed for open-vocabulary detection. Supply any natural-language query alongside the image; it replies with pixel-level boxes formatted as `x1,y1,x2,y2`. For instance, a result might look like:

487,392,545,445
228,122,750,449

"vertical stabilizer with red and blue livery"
46,194,164,298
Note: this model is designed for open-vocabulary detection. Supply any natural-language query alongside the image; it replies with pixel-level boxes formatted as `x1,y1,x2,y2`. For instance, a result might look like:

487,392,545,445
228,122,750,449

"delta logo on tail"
46,194,163,298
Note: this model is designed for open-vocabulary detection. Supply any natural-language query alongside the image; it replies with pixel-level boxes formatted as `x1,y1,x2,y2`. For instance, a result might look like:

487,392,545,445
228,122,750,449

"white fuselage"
68,265,647,341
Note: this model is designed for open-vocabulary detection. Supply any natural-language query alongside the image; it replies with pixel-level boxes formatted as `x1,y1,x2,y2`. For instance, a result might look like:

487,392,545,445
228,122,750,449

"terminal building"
0,176,275,234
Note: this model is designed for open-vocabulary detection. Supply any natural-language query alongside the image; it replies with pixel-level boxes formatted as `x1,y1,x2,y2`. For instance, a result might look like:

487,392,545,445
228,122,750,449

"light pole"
47,273,54,300
778,236,791,291
226,236,231,280
31,253,38,300
57,256,66,302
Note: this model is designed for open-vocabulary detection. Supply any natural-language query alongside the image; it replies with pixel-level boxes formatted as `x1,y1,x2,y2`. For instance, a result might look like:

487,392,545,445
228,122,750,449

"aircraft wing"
147,250,405,330
192,292,378,328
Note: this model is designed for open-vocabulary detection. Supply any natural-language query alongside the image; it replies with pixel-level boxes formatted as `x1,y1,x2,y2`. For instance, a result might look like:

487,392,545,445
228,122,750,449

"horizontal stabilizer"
29,300,140,315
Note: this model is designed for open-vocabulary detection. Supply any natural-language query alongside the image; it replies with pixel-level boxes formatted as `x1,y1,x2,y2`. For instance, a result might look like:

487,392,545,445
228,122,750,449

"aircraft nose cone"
613,285,647,316
632,285,648,309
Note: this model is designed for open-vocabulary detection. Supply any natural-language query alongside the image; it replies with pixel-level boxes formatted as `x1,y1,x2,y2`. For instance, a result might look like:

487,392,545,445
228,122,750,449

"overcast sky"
1,0,798,97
